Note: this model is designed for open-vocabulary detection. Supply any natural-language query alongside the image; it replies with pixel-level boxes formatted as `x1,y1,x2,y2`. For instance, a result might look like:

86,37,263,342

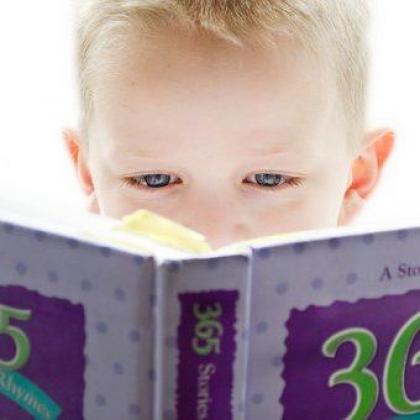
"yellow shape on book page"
116,209,212,254
113,209,295,254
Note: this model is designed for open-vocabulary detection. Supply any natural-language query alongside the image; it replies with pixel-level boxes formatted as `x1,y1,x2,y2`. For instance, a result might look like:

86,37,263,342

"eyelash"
244,174,304,191
121,173,304,192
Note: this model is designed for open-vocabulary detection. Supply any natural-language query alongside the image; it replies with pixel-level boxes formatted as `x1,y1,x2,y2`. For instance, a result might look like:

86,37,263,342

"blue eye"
125,174,181,189
255,173,285,187
245,173,303,190
143,174,171,188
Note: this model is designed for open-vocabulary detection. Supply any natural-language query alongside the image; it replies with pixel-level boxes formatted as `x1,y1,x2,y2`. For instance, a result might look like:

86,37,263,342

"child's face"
68,27,393,249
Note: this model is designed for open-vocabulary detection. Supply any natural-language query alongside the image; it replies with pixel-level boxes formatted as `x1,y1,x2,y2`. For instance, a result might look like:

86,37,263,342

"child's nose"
179,197,252,249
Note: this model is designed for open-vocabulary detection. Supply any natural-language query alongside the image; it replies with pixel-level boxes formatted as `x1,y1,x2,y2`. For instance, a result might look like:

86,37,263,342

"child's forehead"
93,26,334,117
90,26,341,164
138,28,322,73
95,24,330,93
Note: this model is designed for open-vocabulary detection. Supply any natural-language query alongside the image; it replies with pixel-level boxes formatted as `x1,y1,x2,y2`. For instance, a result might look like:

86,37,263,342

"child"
64,0,394,249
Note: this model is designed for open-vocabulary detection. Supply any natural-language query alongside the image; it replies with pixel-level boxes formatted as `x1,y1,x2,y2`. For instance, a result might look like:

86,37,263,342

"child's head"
65,0,394,248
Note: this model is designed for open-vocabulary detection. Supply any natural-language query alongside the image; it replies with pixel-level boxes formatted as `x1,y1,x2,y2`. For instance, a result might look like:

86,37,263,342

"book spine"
153,252,252,420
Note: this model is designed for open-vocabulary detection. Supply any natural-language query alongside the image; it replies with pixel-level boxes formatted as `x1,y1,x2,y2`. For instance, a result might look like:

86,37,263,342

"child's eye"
123,174,181,189
244,173,303,189
122,172,303,192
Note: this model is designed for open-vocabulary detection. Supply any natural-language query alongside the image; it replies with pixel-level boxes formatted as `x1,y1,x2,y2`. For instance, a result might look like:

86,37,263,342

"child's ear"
62,128,100,214
338,128,395,226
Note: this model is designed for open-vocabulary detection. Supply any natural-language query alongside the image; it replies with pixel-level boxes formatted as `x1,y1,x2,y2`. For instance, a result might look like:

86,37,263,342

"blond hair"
75,0,370,155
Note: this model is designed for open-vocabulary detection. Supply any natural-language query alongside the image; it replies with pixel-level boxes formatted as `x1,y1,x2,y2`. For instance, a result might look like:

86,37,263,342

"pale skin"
64,26,394,249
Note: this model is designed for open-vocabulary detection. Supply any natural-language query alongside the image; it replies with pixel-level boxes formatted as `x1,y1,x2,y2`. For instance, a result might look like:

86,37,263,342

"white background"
0,0,418,227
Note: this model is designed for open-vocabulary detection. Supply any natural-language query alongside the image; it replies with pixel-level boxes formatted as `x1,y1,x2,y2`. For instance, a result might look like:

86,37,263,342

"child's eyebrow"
104,154,179,175
102,133,172,159
242,139,296,156
238,128,312,156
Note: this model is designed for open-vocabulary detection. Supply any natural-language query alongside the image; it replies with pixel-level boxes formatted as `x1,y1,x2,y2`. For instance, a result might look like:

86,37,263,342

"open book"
0,196,419,419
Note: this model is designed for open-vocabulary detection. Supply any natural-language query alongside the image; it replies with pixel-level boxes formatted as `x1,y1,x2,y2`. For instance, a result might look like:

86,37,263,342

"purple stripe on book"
176,290,239,420
0,285,85,419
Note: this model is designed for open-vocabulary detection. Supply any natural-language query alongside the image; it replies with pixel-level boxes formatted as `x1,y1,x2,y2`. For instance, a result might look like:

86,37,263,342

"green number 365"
192,302,224,356
322,312,420,420
0,304,32,370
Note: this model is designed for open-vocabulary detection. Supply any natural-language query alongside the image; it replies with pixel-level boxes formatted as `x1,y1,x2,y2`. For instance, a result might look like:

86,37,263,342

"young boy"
64,0,394,249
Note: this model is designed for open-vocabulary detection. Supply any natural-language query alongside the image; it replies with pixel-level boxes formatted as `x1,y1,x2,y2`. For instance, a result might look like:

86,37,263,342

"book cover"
247,226,420,419
0,213,156,419
1,205,420,419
